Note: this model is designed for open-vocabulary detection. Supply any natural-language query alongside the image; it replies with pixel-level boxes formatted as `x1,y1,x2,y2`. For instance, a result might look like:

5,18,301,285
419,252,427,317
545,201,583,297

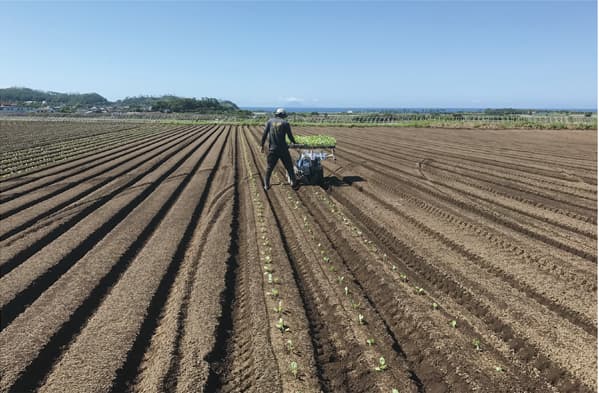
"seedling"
449,320,457,328
276,317,289,333
472,339,481,351
415,286,425,295
399,273,408,282
323,256,330,263
286,339,294,353
267,273,273,284
328,265,336,272
432,302,439,310
337,276,345,284
290,361,299,378
366,338,375,346
270,288,279,297
344,286,349,296
351,300,361,310
495,366,504,372
374,356,388,371
358,314,365,325
263,264,273,273
274,300,283,314
392,390,399,393
391,264,397,271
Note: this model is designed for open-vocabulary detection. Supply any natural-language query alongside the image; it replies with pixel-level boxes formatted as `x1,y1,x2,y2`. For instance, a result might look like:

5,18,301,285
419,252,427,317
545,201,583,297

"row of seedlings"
313,189,502,369
241,143,309,388
283,185,406,392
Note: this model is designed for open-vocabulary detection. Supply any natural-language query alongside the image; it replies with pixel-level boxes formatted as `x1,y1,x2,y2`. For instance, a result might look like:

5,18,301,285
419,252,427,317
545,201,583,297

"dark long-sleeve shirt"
261,118,296,152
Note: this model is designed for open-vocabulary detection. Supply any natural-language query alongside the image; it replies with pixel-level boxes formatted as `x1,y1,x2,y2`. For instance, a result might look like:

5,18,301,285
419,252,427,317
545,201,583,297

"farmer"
261,108,300,191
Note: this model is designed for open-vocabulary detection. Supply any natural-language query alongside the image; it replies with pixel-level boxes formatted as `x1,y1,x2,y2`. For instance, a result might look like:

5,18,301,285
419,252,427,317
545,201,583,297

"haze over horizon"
1,1,596,109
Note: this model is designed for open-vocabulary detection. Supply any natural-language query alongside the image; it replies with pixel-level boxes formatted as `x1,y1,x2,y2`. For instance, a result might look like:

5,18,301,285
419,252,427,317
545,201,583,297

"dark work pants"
265,149,296,187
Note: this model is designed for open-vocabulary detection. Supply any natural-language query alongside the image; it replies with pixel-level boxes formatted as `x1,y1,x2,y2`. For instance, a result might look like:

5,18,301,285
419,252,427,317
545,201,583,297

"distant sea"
242,107,596,113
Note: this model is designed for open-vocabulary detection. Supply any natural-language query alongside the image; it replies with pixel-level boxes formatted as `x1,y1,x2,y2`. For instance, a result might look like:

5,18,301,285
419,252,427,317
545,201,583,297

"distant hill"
0,87,108,106
0,87,242,113
117,95,240,112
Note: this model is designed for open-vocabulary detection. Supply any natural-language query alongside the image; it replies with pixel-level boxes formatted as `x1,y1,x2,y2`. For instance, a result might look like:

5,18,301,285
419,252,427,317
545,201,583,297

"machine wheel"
309,168,324,185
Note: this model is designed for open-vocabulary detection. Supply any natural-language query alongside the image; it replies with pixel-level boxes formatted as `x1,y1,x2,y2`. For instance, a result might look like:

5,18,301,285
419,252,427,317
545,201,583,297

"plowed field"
1,121,596,393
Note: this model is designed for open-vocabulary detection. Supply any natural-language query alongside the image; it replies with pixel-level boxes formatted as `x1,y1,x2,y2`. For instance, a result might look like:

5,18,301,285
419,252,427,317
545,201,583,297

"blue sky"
1,1,596,108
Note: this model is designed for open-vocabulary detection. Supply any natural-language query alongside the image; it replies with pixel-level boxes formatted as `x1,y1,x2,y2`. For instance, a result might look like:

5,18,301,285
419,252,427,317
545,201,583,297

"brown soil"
0,122,596,393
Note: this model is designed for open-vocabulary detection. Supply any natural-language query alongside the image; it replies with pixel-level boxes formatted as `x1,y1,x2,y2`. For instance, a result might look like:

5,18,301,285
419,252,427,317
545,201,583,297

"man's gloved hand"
260,145,265,154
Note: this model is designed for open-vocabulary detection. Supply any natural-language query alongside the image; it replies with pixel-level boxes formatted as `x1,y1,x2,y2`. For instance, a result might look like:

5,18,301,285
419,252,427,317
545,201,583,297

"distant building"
0,105,29,113
37,106,55,113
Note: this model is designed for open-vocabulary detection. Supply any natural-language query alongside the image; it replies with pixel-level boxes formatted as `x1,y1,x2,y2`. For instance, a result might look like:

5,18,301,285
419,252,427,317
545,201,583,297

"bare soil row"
0,122,595,392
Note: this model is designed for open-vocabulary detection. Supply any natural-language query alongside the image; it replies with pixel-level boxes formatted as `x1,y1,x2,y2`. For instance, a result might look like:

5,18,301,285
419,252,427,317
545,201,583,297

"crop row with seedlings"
240,136,314,390
1,125,143,165
0,122,593,392
1,124,174,177
285,168,527,391
314,189,495,357
278,182,411,392
0,120,136,153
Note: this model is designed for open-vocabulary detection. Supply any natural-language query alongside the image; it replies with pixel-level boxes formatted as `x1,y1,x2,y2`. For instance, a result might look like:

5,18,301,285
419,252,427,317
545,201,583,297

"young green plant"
374,357,388,371
290,361,299,378
276,317,289,333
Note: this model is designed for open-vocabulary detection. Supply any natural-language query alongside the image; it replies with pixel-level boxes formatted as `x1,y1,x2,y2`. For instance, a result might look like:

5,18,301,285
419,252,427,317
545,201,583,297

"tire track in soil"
0,126,225,393
329,143,597,263
420,169,597,247
0,125,190,202
2,123,594,393
0,126,219,330
297,187,548,393
317,127,597,214
350,180,596,336
326,185,593,393
294,126,596,391
316,125,597,222
236,126,323,393
201,127,278,392
328,126,597,185
416,160,597,234
346,166,595,292
421,159,597,221
26,127,228,393
250,126,485,392
359,168,595,284
243,130,359,392
331,180,597,387
313,128,596,237
246,128,414,392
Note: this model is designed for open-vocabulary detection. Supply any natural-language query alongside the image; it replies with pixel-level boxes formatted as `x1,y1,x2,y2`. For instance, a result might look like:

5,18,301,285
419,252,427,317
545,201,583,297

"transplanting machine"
287,142,336,186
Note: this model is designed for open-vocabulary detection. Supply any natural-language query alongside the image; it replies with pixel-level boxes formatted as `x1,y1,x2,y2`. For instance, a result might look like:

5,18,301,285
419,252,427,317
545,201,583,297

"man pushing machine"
260,108,300,191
